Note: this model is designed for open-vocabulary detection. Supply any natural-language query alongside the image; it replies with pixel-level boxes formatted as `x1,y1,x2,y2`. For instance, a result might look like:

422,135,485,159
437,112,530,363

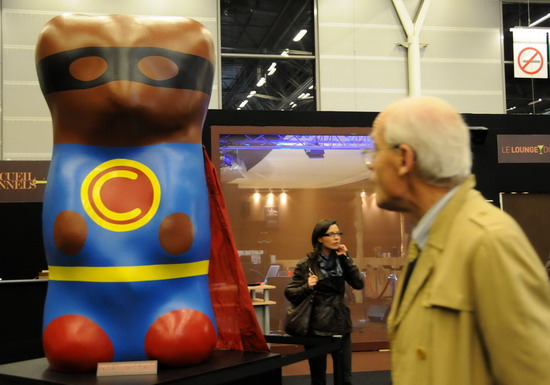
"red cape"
204,148,269,352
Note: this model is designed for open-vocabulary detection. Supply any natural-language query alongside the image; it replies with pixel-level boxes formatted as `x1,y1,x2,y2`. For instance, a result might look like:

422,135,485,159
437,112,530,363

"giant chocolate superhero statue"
35,14,267,372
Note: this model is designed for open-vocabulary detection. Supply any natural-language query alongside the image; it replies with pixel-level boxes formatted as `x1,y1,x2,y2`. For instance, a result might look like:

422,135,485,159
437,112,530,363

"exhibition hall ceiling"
220,0,315,111
220,1,550,115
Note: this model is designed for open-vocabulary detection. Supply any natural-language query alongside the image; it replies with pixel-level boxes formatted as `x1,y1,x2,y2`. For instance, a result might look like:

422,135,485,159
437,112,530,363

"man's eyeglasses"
322,231,343,238
361,144,401,166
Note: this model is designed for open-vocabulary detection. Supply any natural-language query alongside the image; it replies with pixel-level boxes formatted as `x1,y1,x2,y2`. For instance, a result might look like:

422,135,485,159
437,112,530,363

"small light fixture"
253,191,261,203
529,13,550,27
239,100,248,108
266,191,275,206
256,77,266,87
293,29,308,42
280,190,288,204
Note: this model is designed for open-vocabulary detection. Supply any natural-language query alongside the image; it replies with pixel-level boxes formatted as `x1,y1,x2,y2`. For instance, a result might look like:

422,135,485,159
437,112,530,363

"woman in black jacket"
284,218,364,385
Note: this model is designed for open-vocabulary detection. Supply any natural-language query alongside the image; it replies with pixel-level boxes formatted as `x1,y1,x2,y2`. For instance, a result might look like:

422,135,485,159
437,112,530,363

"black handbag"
284,291,315,336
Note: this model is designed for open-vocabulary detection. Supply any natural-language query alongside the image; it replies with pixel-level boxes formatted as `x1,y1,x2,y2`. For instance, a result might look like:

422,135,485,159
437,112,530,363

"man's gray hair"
383,96,472,188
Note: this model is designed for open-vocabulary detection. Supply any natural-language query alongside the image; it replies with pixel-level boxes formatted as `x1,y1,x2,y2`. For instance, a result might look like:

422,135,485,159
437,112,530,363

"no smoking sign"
517,47,545,75
512,28,548,79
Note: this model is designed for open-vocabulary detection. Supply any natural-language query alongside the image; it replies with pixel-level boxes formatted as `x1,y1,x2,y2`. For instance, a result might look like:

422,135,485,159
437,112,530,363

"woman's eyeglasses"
322,232,343,238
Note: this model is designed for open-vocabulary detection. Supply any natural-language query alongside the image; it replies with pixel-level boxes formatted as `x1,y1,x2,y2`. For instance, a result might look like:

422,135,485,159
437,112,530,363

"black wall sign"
497,135,550,163
0,161,49,202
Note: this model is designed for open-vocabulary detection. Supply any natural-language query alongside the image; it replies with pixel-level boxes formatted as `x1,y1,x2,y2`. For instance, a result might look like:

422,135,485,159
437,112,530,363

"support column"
391,0,431,96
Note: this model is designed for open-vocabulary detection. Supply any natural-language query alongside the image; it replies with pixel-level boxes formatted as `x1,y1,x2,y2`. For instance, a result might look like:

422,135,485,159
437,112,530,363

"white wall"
317,0,504,113
1,0,505,160
1,0,219,160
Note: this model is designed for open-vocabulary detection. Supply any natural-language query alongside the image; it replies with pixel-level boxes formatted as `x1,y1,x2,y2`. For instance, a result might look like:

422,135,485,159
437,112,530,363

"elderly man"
366,96,550,385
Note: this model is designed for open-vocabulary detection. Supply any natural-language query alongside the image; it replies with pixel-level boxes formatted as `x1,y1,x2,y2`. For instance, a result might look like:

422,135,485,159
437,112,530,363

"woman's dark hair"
310,218,337,251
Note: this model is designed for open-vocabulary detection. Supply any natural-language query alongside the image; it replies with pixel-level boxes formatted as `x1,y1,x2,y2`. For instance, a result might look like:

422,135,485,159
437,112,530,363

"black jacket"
284,251,364,336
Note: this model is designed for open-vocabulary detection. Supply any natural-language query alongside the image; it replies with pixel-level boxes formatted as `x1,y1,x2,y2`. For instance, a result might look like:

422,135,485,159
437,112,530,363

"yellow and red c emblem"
81,159,161,232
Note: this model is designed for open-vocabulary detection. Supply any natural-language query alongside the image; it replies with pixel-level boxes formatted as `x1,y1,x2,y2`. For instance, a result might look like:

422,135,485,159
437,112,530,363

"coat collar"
423,175,476,252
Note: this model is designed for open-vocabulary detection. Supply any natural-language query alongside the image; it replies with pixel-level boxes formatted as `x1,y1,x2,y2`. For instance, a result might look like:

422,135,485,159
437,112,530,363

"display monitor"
264,264,281,281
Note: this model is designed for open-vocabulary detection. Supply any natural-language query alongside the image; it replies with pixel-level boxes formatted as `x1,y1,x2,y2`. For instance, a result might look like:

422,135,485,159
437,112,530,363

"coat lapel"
389,176,477,333
388,241,418,329
389,248,434,330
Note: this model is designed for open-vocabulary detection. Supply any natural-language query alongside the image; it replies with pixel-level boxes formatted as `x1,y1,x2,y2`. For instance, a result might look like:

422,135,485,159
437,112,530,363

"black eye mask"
36,46,214,95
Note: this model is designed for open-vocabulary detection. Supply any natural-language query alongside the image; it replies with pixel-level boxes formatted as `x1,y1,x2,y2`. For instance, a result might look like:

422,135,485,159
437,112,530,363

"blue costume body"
42,143,216,362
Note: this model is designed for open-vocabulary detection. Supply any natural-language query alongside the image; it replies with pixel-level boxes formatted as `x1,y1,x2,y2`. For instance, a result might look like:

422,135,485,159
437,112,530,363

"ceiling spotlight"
253,191,261,203
529,13,550,27
305,149,325,159
256,77,266,87
293,29,308,42
266,191,275,206
267,63,277,75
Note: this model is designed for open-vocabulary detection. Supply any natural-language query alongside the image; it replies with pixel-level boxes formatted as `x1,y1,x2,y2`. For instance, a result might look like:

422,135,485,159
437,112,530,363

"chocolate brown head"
35,14,215,146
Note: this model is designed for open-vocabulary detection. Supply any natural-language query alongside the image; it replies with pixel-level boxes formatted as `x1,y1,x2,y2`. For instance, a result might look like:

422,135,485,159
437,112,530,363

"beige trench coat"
388,176,550,385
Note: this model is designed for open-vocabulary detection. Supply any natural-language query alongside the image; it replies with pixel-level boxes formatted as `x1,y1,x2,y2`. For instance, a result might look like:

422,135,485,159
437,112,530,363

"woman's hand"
336,244,348,256
308,271,318,288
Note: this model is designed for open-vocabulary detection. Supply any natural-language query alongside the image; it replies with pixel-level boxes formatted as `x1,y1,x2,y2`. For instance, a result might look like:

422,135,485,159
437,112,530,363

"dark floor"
281,350,391,376
282,370,392,385
269,301,393,377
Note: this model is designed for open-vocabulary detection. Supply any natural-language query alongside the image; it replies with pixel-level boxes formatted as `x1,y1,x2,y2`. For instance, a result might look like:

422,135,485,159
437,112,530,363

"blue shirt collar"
411,184,460,250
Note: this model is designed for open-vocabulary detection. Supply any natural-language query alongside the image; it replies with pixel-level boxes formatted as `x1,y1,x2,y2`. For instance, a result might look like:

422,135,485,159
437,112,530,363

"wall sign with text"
0,161,50,202
497,135,550,163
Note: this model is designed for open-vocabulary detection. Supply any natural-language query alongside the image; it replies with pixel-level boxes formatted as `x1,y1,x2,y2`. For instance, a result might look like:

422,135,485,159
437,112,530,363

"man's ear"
397,144,415,176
